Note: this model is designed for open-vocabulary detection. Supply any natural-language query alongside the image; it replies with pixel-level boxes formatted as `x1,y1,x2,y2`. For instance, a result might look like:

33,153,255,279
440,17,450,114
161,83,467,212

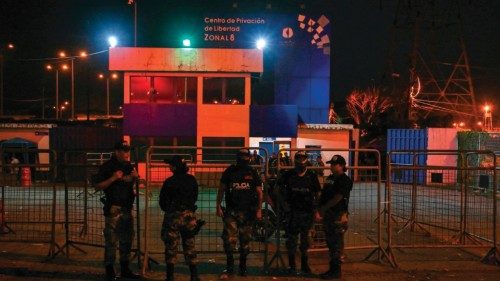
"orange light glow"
46,64,53,70
459,122,465,127
111,73,118,79
484,105,491,112
7,43,14,49
61,64,69,70
98,73,104,79
79,51,88,57
477,121,483,126
59,51,66,58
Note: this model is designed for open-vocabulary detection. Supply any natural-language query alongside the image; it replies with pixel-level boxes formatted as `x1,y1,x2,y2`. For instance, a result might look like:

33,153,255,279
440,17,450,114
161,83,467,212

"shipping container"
387,129,427,184
426,128,458,186
388,128,459,185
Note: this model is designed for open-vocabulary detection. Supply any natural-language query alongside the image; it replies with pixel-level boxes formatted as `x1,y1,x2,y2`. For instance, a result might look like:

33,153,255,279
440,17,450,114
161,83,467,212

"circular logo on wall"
282,27,294,38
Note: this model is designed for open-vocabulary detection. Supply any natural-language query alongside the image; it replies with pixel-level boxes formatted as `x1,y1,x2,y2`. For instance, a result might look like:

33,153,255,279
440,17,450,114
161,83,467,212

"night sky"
0,0,498,119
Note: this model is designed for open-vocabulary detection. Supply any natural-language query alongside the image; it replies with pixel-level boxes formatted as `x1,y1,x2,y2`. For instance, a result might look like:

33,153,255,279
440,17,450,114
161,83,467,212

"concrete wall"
296,128,351,166
110,47,263,73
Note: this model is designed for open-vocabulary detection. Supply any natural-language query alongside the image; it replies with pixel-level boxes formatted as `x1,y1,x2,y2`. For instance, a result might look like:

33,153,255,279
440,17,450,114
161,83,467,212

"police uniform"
280,168,321,273
318,155,353,279
219,149,263,276
159,155,201,281
92,141,139,280
277,151,321,274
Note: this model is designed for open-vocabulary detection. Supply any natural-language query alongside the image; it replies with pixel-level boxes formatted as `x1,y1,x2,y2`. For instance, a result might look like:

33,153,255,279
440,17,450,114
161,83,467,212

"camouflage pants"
161,210,198,265
285,211,314,255
104,205,134,266
323,211,348,262
221,211,255,256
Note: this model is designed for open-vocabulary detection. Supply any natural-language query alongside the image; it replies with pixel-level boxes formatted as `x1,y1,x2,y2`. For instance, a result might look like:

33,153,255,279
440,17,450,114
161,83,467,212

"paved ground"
1,242,499,281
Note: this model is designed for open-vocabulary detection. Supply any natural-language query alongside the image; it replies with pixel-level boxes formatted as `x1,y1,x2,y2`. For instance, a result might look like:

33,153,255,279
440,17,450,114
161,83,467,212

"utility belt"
166,204,196,214
223,206,256,219
103,201,133,216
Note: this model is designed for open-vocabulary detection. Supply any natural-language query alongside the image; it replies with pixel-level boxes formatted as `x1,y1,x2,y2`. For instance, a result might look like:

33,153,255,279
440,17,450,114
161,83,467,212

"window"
203,77,244,104
202,137,244,163
130,137,196,161
130,76,197,104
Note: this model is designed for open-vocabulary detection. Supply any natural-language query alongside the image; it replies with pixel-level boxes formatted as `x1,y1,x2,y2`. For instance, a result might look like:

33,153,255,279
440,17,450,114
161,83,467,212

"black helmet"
294,150,308,164
237,148,251,158
164,155,189,173
236,148,251,166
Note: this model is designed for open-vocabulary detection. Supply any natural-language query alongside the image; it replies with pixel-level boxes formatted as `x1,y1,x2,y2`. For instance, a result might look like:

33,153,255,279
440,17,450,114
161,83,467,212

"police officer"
93,141,140,281
316,155,353,280
159,155,201,281
278,151,321,275
216,149,263,278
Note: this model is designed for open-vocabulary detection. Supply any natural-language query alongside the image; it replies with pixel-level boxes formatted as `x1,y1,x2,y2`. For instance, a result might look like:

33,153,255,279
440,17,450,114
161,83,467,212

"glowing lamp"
108,36,118,48
256,38,266,50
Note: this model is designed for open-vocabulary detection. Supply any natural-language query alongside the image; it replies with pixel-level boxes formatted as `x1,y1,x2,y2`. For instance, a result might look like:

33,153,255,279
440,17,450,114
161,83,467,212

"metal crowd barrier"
386,150,498,266
55,150,143,266
0,148,60,258
2,146,499,270
265,148,394,270
142,146,269,275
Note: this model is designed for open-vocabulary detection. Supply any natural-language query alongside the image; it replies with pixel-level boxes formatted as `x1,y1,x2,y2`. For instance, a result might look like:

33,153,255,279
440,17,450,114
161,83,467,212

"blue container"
387,129,428,184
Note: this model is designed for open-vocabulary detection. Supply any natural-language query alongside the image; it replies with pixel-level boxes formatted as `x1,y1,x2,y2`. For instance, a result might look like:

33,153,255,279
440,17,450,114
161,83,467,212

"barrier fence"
59,151,113,256
141,146,270,274
0,148,60,257
264,148,394,270
56,150,145,266
0,147,498,271
386,150,498,265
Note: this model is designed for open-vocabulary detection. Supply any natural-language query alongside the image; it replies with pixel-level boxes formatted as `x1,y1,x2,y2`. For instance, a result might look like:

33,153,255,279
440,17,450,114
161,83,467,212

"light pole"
127,0,138,46
58,51,87,119
484,104,493,131
99,73,119,118
0,43,15,116
46,63,69,119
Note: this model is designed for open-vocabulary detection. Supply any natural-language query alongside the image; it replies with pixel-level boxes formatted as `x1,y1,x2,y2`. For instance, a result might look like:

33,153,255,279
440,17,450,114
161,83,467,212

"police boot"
287,254,297,274
221,254,234,276
189,264,200,281
239,254,247,276
300,254,312,274
320,260,341,280
165,263,174,281
105,265,116,281
120,261,140,279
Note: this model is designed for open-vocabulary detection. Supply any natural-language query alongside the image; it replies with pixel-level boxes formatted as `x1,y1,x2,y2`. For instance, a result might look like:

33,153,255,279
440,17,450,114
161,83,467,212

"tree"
346,87,392,136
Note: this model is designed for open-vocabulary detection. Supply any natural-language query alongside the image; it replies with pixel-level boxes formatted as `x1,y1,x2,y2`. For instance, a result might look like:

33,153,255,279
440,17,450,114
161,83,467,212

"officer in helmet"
93,140,140,281
316,155,353,279
278,150,321,275
159,155,204,281
216,149,263,278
